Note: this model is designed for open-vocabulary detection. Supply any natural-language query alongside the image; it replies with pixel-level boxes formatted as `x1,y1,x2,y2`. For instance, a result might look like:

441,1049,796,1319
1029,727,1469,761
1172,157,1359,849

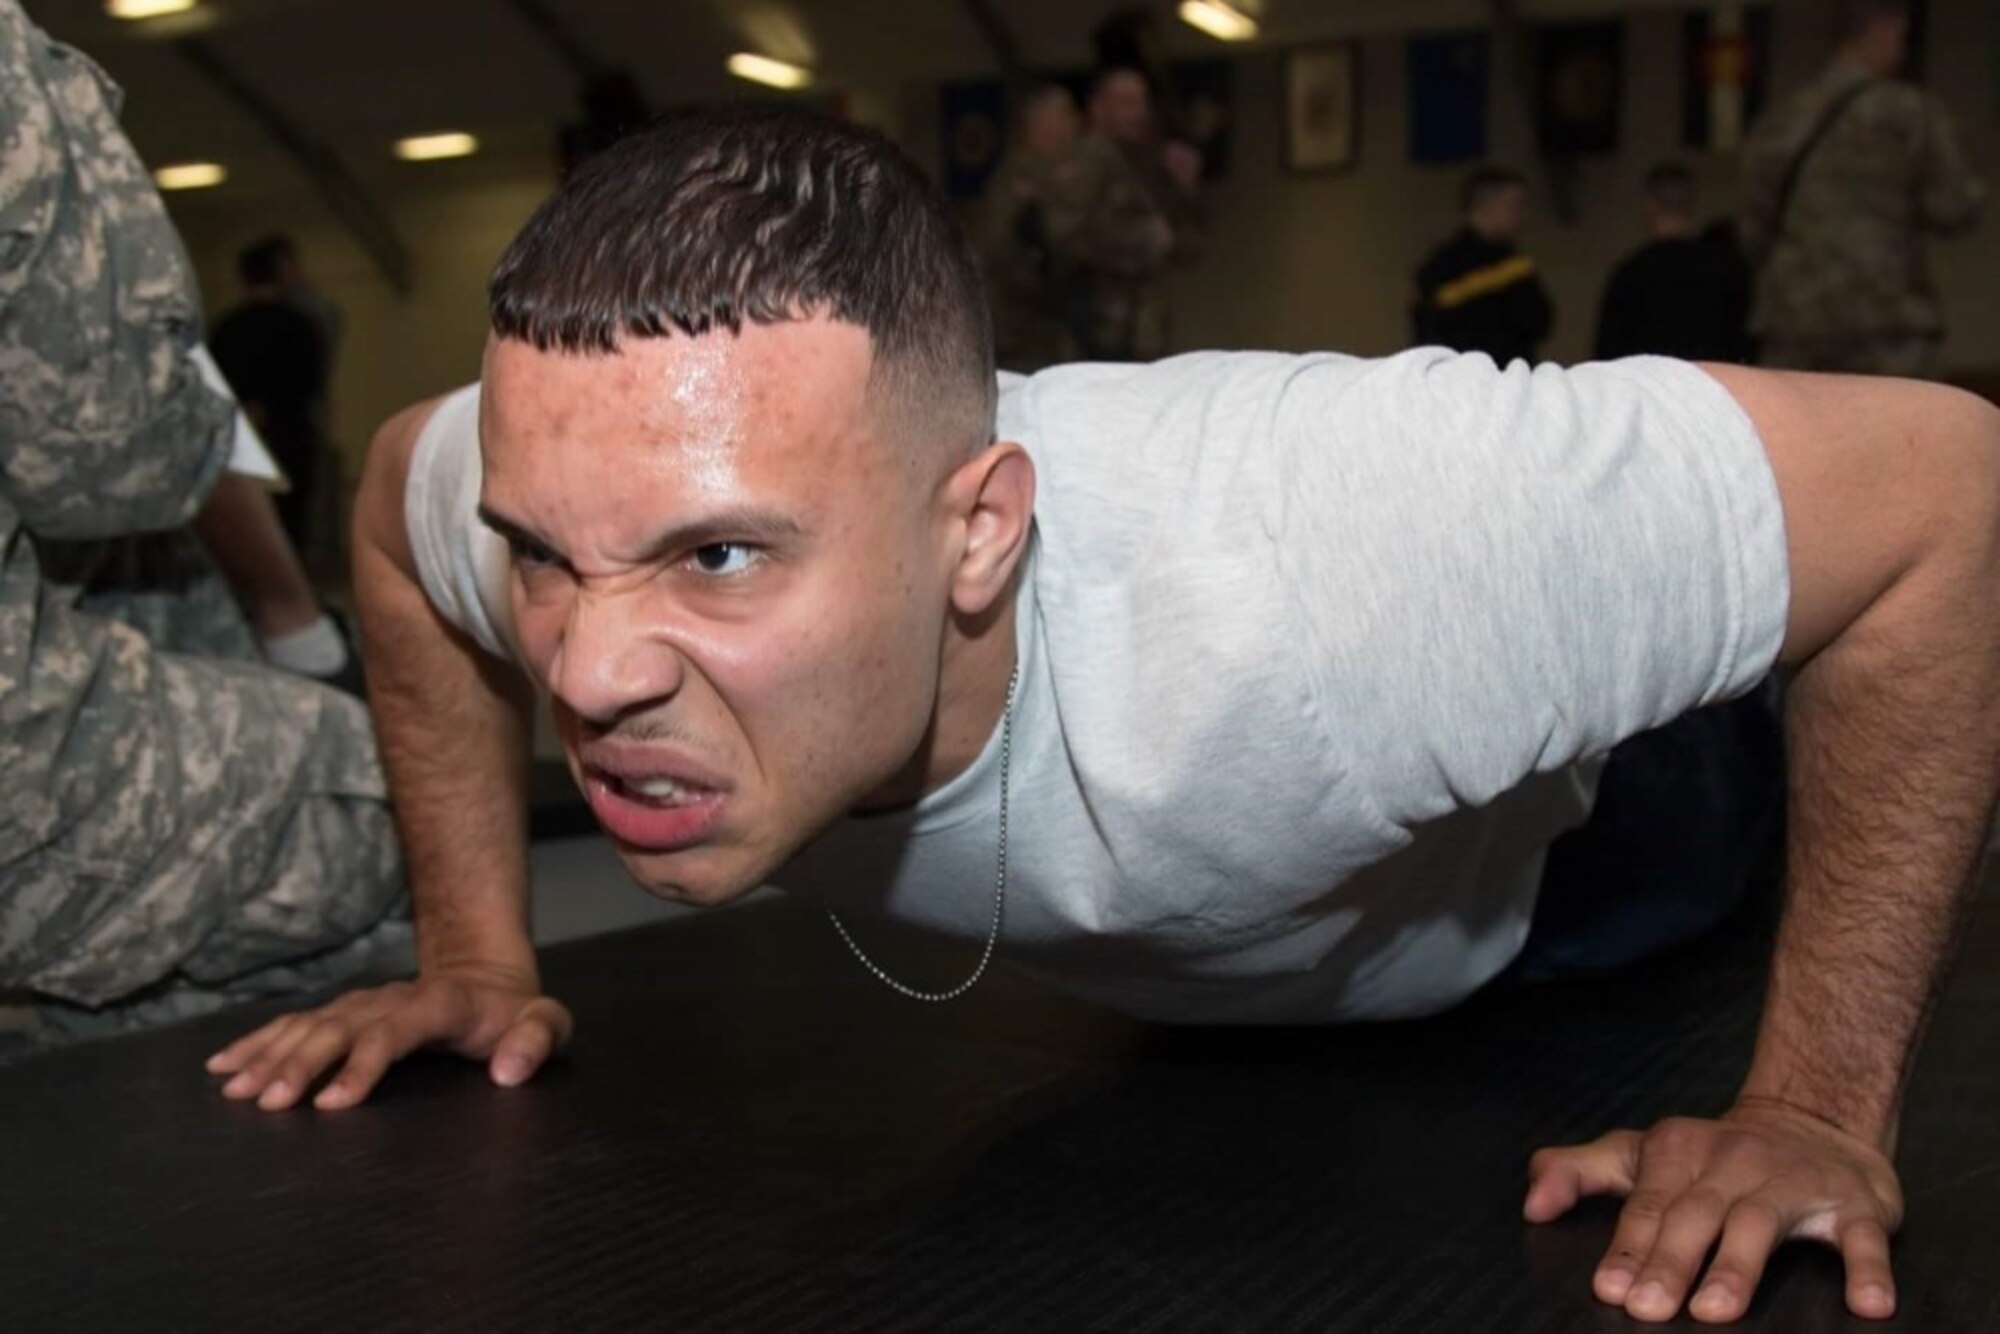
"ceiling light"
107,0,196,19
727,53,812,90
394,132,479,162
152,161,225,190
1177,0,1257,42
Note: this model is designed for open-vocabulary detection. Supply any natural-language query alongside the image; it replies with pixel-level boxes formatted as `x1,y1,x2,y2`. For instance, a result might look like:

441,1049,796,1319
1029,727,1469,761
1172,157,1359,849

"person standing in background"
1595,163,1752,363
978,83,1084,372
1042,66,1202,362
1412,167,1555,367
263,234,343,389
209,236,328,548
268,236,348,581
1740,0,1984,377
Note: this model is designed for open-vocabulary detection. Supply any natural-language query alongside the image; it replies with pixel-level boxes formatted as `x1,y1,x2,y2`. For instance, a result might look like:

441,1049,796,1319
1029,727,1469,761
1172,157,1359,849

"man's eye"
688,543,758,576
507,535,560,569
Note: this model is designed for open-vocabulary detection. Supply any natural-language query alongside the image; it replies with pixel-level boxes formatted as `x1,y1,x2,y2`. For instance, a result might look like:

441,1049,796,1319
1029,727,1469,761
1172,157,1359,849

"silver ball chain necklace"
824,661,1020,1002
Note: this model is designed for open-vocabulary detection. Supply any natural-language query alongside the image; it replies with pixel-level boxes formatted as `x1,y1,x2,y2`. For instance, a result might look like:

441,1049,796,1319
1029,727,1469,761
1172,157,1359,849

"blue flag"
940,80,1006,200
1409,32,1489,165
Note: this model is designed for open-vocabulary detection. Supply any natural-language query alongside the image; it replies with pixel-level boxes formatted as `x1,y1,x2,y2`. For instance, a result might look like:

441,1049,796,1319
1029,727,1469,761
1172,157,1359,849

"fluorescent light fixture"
1177,0,1257,42
108,0,195,19
152,161,225,190
727,52,812,90
394,132,479,161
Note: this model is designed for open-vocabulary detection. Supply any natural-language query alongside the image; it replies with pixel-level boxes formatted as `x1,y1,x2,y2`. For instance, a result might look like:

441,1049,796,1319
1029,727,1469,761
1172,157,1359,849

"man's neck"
856,574,1022,812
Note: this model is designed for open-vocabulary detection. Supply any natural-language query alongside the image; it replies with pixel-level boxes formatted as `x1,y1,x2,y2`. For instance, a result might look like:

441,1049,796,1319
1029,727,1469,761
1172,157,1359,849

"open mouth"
601,772,709,807
583,766,729,853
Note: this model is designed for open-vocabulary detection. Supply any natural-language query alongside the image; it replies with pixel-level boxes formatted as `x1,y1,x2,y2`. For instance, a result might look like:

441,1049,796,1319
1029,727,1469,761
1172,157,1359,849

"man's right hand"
212,393,555,1114
205,965,573,1111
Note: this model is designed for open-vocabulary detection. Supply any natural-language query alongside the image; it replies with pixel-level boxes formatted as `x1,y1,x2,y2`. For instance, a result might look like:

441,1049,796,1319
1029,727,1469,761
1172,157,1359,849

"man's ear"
939,441,1036,618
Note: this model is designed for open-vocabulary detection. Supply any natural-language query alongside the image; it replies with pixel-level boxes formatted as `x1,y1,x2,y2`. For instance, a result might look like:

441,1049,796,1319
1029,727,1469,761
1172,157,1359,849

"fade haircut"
490,107,997,463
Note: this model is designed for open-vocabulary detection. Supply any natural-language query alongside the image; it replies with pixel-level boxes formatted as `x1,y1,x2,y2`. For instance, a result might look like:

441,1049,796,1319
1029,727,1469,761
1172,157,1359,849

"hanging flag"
1536,21,1624,156
1408,30,1489,165
939,79,1006,200
1682,4,1773,150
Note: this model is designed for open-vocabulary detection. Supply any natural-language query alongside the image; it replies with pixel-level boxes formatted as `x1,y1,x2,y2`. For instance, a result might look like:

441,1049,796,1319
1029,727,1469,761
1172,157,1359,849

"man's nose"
546,589,685,725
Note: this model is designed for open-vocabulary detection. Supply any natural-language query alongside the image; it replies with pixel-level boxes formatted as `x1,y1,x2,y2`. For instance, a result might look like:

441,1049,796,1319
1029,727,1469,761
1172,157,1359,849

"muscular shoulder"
357,393,454,568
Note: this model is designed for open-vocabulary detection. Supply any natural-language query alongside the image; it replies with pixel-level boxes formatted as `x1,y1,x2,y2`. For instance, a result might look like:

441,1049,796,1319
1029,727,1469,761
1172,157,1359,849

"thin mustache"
565,707,713,755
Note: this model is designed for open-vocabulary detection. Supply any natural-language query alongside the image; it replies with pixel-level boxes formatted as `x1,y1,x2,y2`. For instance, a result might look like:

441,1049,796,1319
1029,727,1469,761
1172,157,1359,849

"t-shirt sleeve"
402,382,520,664
1273,348,1790,833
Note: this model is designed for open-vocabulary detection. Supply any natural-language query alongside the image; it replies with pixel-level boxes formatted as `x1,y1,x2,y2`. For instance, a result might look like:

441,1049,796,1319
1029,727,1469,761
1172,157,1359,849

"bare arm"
192,473,323,639
355,397,538,981
208,397,569,1110
1528,366,2000,1322
1729,366,1999,1147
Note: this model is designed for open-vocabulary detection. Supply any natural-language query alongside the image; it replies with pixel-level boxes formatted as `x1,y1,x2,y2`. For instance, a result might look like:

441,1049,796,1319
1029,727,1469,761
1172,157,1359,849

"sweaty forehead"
480,319,884,485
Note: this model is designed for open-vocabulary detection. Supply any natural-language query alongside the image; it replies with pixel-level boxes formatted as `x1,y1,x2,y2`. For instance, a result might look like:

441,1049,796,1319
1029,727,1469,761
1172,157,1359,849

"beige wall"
163,0,2000,488
171,168,558,476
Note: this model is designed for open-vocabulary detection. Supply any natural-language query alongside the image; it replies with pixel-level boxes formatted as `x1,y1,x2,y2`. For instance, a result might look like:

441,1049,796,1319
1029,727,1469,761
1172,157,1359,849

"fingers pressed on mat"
1688,1198,1784,1323
313,1027,402,1109
1839,1218,1897,1319
224,1016,317,1099
1525,1132,1641,1221
210,1013,298,1079
1622,1187,1735,1322
263,1022,368,1110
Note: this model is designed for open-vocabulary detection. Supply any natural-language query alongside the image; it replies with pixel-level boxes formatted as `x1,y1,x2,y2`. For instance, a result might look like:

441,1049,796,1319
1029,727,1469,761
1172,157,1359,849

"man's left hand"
1523,1100,1904,1323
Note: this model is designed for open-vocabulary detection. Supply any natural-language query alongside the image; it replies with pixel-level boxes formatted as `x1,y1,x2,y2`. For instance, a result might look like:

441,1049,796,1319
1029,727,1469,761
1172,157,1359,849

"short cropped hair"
1643,161,1696,215
490,107,997,459
238,234,294,287
1461,166,1525,215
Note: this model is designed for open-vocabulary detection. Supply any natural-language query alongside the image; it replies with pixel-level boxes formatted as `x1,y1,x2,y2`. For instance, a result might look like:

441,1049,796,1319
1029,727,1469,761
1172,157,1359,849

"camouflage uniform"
976,145,1082,373
0,2,406,1046
1041,133,1199,362
1741,59,1986,377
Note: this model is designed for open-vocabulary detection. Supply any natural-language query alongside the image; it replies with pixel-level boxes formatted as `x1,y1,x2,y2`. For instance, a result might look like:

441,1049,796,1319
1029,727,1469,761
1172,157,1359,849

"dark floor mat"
1,874,1994,1332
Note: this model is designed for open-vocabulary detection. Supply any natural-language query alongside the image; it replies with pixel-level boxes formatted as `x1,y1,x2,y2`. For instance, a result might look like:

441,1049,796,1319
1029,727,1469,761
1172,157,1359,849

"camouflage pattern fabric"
976,145,1083,373
1040,134,1198,362
1741,59,1986,374
0,1,405,1038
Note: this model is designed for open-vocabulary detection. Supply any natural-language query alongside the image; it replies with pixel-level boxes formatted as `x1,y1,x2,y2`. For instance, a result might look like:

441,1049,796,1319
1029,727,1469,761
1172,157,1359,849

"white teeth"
627,777,688,800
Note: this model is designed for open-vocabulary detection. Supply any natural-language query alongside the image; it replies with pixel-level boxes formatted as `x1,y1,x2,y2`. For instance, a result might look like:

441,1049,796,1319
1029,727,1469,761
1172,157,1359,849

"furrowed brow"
477,505,561,557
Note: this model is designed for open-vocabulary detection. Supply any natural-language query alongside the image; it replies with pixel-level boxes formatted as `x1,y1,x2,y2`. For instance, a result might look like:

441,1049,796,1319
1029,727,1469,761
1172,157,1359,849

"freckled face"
478,320,954,905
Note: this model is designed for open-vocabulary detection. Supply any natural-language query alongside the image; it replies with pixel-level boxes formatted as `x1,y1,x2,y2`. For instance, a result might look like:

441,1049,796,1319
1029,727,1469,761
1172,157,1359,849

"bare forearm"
358,534,538,976
352,396,540,980
1742,419,2000,1149
193,473,321,638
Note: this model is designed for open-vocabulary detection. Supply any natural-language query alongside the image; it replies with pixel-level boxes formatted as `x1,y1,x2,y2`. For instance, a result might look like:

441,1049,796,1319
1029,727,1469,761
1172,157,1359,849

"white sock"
262,615,348,676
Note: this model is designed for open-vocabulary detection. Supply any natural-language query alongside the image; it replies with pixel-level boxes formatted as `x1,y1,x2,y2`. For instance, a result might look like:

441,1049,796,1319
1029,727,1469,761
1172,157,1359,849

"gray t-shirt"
407,348,1790,1023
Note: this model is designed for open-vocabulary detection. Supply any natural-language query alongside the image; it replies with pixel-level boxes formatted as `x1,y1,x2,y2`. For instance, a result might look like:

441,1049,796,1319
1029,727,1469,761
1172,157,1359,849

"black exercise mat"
2,876,1994,1333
